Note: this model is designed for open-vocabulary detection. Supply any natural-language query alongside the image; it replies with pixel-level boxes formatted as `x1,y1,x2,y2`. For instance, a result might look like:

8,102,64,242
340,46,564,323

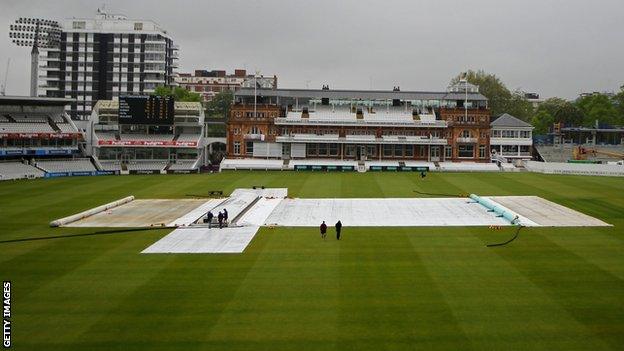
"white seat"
0,162,45,180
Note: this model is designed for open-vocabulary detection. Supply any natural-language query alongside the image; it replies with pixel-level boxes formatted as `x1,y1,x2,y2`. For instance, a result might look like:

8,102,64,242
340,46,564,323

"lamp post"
9,17,61,96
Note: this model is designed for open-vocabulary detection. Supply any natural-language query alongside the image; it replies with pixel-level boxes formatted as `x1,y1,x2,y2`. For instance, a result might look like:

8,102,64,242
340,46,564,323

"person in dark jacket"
320,221,327,239
206,211,214,228
335,220,342,240
223,208,228,225
217,211,224,229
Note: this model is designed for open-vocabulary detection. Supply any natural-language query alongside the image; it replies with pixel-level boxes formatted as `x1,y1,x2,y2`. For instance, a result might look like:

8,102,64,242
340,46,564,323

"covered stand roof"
491,113,533,128
236,87,488,102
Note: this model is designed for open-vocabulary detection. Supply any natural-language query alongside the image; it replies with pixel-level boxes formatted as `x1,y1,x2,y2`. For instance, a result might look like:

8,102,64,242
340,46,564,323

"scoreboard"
118,96,174,125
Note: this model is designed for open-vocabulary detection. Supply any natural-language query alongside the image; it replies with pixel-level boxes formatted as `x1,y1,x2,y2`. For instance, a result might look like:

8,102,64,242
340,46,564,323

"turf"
0,171,623,350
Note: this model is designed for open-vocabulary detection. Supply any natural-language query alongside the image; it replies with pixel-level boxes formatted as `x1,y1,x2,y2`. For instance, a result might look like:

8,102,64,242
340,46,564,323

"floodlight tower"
8,17,61,96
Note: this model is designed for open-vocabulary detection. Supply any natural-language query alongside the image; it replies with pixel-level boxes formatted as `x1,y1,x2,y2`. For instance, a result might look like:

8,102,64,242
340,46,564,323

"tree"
450,70,535,121
575,93,618,127
153,86,201,102
535,97,584,126
554,102,585,126
205,90,234,119
450,69,512,117
503,91,534,122
531,110,554,135
613,85,624,125
535,97,567,117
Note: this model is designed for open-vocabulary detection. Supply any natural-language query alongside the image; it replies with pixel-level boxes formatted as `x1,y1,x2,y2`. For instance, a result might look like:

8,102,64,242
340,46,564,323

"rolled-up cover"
49,196,134,227
469,194,520,225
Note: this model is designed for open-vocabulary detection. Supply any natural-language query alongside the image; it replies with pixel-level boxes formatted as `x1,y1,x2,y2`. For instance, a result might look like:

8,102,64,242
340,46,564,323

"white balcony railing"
275,134,448,145
244,133,264,140
456,137,478,143
273,117,447,128
489,137,533,146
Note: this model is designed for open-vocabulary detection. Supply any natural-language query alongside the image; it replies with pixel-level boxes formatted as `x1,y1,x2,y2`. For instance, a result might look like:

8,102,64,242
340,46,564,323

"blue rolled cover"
470,194,519,225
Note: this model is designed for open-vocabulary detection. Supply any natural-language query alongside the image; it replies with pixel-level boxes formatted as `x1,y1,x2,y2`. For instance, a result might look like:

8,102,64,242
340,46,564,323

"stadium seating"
99,160,122,171
438,162,500,172
0,123,55,133
57,123,78,133
95,132,117,141
168,160,199,171
10,113,49,123
176,134,201,142
36,159,97,173
121,134,174,142
126,160,168,171
537,145,624,163
524,161,624,176
220,158,284,170
0,162,45,180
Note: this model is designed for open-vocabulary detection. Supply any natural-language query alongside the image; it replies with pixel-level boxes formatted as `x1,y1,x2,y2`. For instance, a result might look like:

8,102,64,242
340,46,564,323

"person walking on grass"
335,220,342,240
218,211,224,229
320,221,327,240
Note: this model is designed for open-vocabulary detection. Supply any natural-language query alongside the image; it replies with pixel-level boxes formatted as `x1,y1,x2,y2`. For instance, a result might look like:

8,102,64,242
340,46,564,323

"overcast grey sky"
1,0,622,99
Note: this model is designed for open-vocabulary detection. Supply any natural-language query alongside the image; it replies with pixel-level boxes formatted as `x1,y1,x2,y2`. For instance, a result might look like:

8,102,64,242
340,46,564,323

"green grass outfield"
1,171,623,350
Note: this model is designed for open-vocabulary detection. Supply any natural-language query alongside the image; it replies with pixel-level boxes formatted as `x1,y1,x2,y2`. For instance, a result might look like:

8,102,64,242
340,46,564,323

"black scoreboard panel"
118,96,175,125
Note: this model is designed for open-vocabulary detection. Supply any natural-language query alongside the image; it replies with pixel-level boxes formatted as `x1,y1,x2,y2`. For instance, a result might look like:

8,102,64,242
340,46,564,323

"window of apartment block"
461,130,473,138
329,144,339,156
345,145,356,157
245,141,253,155
479,145,486,158
233,142,240,155
520,130,531,138
445,146,452,158
520,145,530,153
458,145,474,158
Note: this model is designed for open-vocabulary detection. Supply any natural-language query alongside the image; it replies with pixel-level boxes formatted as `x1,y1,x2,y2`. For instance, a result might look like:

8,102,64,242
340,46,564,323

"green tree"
503,91,534,122
531,110,554,135
153,86,201,102
450,69,512,117
205,90,234,119
536,97,567,117
451,70,535,121
576,93,618,127
613,85,624,125
534,97,584,126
